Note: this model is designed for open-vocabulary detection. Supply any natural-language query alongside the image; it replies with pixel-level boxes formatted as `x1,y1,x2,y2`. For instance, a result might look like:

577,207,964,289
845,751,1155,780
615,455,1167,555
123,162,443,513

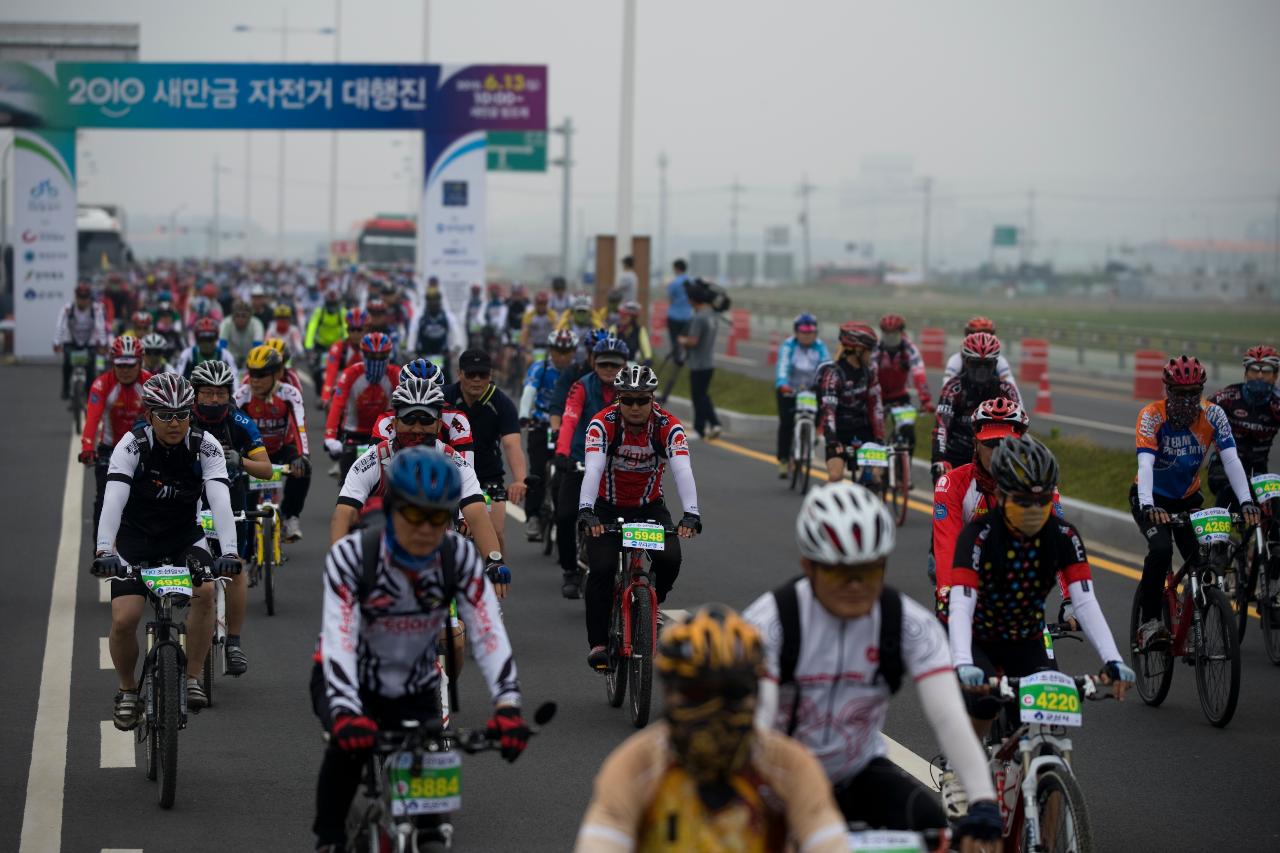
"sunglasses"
396,504,453,526
596,361,624,370
248,368,277,379
463,370,491,380
1007,493,1054,507
979,438,1005,449
363,353,390,362
815,562,883,583
397,411,438,426
618,396,653,408
152,409,191,423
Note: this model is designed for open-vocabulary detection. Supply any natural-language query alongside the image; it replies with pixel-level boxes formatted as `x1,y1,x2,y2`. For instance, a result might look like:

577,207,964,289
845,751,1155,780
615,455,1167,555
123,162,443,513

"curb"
662,394,776,437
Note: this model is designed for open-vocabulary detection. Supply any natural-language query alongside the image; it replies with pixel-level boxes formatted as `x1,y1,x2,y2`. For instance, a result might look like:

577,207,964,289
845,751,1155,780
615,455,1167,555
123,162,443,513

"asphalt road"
6,362,1280,851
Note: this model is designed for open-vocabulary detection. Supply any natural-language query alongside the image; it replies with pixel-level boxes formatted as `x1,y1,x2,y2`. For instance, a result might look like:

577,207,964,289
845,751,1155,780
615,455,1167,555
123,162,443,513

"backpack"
771,578,904,736
688,277,731,313
357,526,457,612
131,423,208,470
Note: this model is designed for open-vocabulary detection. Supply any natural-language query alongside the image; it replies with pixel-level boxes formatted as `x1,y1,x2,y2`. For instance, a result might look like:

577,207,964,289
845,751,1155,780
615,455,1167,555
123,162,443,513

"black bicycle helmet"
614,364,659,393
989,435,1059,495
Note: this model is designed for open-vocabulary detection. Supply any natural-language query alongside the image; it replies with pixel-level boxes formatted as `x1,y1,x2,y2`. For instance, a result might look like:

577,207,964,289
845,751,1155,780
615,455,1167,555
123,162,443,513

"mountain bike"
839,442,890,498
885,405,917,527
106,558,220,809
982,669,1112,853
789,388,817,494
345,703,555,852
599,519,675,728
1229,474,1280,662
67,346,92,432
199,507,272,704
1129,508,1243,727
246,464,290,616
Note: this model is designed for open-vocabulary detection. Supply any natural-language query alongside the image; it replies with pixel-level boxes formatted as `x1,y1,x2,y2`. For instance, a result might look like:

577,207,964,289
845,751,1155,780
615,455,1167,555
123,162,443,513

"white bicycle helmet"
140,332,171,355
190,360,236,389
795,482,896,565
391,376,445,415
141,373,195,411
614,364,659,393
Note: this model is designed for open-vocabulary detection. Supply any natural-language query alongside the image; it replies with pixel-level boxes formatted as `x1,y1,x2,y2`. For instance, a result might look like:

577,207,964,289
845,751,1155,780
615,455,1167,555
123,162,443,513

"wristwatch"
487,550,503,564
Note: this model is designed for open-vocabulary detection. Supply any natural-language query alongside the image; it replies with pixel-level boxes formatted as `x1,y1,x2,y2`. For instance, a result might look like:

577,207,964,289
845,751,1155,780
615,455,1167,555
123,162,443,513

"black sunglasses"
463,370,491,380
397,411,438,426
618,396,652,408
1007,493,1054,507
248,368,277,379
979,438,1004,449
152,409,191,422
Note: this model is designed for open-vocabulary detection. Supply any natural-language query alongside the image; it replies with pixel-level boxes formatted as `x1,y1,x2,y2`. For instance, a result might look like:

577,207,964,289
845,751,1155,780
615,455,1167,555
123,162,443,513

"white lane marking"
98,720,134,769
505,502,526,523
102,848,144,852
884,734,938,788
99,636,111,670
1035,411,1132,435
98,579,110,603
19,434,82,853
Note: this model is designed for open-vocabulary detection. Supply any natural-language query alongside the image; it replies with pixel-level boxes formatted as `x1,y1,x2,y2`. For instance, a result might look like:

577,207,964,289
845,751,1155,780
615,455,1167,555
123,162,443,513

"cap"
458,349,492,372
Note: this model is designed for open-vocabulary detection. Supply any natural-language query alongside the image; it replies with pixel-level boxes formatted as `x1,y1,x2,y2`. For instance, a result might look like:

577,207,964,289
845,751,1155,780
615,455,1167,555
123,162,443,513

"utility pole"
615,0,638,271
728,178,745,284
327,0,342,255
798,175,816,284
1023,188,1036,266
552,117,575,278
277,6,288,259
920,176,932,282
657,151,668,282
212,154,222,259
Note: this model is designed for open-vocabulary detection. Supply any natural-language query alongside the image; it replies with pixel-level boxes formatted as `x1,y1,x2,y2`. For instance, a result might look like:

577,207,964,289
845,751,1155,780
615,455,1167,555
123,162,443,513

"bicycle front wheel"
628,587,654,728
262,515,276,616
1232,547,1257,644
890,450,910,527
201,644,215,709
1260,567,1280,665
1195,586,1241,728
1129,586,1173,707
1027,767,1093,853
605,579,627,708
156,642,182,808
793,425,812,494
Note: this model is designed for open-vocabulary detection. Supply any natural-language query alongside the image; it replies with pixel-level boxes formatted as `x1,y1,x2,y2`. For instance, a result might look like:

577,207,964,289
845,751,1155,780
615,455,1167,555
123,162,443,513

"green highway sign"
486,131,547,172
992,225,1020,247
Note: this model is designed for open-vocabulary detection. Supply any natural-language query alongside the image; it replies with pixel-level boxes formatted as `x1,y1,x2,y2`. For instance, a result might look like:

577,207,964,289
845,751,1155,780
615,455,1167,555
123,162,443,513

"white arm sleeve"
579,449,606,509
1067,580,1123,664
668,453,700,516
1219,445,1254,506
518,383,536,420
96,435,142,553
1137,452,1155,507
204,479,239,556
947,586,977,667
917,672,998,803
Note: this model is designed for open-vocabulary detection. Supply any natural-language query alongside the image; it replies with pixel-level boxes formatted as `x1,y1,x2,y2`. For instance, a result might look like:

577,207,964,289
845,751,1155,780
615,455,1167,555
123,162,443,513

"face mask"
1165,394,1200,428
395,429,433,449
196,402,229,424
881,332,903,349
275,319,290,333
364,358,388,384
666,703,755,785
1243,378,1274,406
1003,501,1052,537
966,363,996,387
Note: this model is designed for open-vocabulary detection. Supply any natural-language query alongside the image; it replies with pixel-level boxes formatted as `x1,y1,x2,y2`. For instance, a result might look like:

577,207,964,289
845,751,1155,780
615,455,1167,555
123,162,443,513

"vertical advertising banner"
12,129,77,358
421,130,486,350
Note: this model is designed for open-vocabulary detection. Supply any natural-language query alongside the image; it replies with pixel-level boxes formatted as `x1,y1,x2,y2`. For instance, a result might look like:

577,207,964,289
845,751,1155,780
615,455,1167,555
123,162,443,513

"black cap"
458,349,492,372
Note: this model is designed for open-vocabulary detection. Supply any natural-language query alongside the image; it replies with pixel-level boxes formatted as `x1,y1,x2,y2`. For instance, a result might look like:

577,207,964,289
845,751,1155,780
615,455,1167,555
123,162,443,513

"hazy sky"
5,0,1279,270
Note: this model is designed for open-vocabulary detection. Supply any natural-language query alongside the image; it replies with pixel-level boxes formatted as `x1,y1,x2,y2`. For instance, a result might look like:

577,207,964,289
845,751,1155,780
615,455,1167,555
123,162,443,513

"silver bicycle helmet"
141,373,195,410
390,376,445,415
190,360,236,389
614,364,659,393
795,482,896,565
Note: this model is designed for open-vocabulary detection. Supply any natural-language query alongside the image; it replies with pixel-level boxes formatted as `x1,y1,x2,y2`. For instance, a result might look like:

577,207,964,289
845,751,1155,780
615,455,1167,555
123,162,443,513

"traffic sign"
486,131,547,172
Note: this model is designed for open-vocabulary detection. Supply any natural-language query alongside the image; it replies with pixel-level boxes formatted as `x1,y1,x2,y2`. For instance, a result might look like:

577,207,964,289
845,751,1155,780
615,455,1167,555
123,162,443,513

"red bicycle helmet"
111,335,142,364
973,396,1030,440
193,317,219,340
1242,345,1280,371
131,311,152,331
1163,355,1206,387
345,307,367,330
961,332,1001,361
361,331,394,358
839,322,878,350
878,313,906,333
965,316,996,335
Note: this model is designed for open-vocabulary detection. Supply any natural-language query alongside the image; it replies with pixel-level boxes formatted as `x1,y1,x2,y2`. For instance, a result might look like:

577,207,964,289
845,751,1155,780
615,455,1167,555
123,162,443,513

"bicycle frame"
615,548,658,660
142,592,191,725
993,724,1076,848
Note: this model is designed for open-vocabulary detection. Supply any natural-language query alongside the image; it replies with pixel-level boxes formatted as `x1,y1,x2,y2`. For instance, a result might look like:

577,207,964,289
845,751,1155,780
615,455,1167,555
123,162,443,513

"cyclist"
81,335,152,524
267,303,306,364
125,309,154,341
815,321,885,485
481,283,509,367
875,313,934,448
577,364,701,671
464,283,486,350
743,482,1001,843
140,332,176,375
320,307,366,409
943,315,1018,395
312,448,527,853
548,275,572,315
192,360,273,676
411,287,457,382
371,358,475,464
520,290,561,356
1132,356,1259,650
554,335,628,598
54,281,109,400
932,332,1019,482
1207,345,1280,509
550,328,603,429
505,283,529,350
91,373,242,721
558,295,600,361
260,336,305,393
151,290,183,347
950,437,1135,739
519,329,578,541
324,332,400,480
775,312,831,478
575,604,847,853
219,300,265,368
304,287,347,384
175,316,238,379
608,300,652,367
235,345,312,542
444,349,527,555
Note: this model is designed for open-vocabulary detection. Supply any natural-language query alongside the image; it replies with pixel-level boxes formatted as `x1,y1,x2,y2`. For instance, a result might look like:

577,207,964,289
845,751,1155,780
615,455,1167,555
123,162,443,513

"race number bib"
621,522,666,551
847,830,927,853
248,464,289,492
139,566,194,598
1250,473,1280,504
69,349,91,367
1018,671,1082,727
889,406,917,427
199,510,216,535
795,390,818,413
387,750,462,816
856,442,890,468
1190,507,1233,545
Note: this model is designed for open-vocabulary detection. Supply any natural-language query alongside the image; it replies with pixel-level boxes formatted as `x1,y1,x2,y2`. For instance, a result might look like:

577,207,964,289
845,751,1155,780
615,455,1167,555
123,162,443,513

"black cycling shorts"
825,426,877,461
963,635,1057,720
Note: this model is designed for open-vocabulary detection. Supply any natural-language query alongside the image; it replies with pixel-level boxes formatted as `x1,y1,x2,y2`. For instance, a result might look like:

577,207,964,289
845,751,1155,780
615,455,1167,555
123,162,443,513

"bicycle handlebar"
376,701,557,755
1166,510,1247,528
597,520,679,534
988,673,1112,701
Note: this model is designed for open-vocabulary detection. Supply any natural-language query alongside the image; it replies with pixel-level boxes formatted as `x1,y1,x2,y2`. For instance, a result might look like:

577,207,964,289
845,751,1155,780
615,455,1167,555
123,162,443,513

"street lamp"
169,204,187,258
233,10,337,260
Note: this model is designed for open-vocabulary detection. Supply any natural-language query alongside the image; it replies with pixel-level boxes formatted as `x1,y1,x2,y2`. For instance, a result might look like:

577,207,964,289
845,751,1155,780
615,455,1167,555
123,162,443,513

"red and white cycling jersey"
372,408,474,461
82,370,153,454
579,403,698,513
325,362,402,438
336,437,483,511
234,380,309,457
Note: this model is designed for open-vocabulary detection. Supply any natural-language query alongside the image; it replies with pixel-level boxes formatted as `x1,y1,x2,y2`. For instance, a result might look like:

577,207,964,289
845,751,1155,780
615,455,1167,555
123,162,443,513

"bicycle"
1129,509,1243,727
597,519,675,728
198,506,274,704
839,442,890,498
1229,473,1280,662
67,346,92,432
103,558,220,809
885,405,918,527
789,388,818,494
344,703,556,853
246,464,290,616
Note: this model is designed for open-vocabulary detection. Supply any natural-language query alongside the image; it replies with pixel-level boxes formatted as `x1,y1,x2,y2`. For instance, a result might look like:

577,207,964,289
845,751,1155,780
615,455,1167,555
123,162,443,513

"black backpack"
771,577,905,735
357,526,457,611
687,277,732,313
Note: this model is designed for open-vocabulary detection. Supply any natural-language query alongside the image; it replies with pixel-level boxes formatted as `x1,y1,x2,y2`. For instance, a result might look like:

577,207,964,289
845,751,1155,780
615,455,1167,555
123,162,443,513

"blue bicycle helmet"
592,333,630,359
400,357,444,388
385,446,461,511
794,312,818,332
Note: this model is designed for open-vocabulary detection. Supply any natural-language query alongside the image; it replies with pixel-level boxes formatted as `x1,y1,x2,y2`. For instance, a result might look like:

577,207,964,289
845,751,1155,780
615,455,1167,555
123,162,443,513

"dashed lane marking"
102,848,143,852
884,736,938,788
99,636,111,670
98,720,134,769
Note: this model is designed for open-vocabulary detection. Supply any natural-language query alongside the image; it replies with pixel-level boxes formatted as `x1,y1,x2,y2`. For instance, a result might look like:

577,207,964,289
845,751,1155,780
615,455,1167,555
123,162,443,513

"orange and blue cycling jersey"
1135,398,1236,499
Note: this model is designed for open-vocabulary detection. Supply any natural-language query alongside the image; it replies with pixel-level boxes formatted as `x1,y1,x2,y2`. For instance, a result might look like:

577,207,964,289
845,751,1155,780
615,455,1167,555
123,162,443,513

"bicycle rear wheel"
540,506,555,556
1027,767,1093,853
605,581,627,708
1233,548,1256,644
1129,587,1174,707
201,644,215,709
890,450,910,527
156,642,181,808
628,586,654,728
1260,567,1280,665
792,425,812,494
262,515,276,616
1195,586,1241,728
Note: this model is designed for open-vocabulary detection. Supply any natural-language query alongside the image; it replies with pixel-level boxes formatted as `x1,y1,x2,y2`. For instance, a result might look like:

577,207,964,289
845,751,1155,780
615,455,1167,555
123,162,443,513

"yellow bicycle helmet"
657,603,763,690
246,344,283,373
272,304,294,319
262,337,290,365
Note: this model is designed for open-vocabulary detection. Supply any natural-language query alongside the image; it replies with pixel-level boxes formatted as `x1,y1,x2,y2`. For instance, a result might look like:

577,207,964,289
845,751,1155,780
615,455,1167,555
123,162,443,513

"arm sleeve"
452,536,521,707
917,672,999,803
578,429,607,509
94,304,110,346
638,328,652,362
907,341,931,404
204,479,239,556
930,477,964,591
742,592,782,730
943,352,961,380
1219,444,1254,506
322,342,343,401
53,305,68,346
81,377,107,452
1067,579,1123,664
556,383,585,456
668,453,699,516
285,384,310,455
304,309,320,348
931,387,952,462
518,382,536,420
817,365,838,436
775,338,793,387
947,585,977,667
321,537,365,718
325,369,350,438
1136,452,1155,507
868,363,885,442
96,436,141,553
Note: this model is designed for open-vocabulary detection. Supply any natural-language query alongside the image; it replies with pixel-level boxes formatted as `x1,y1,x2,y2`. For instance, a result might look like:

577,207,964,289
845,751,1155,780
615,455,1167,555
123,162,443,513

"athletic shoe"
284,516,303,542
186,677,209,711
706,425,723,440
225,643,248,676
113,690,141,731
525,517,542,541
561,572,581,600
1137,618,1171,652
939,765,969,819
777,460,789,478
587,645,609,671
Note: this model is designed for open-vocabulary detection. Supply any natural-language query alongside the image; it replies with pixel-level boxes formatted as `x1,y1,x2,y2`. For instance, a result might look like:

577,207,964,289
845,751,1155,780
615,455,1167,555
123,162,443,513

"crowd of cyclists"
56,259,1280,850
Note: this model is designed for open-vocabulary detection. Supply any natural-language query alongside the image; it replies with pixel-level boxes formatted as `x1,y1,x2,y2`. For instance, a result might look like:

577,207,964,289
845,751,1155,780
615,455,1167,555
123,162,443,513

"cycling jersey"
932,376,1021,468
201,406,268,462
522,307,558,350
505,298,528,333
174,344,237,379
944,351,1018,396
464,298,485,335
325,362,402,439
579,403,698,513
305,305,346,349
556,373,615,461
54,301,108,347
413,309,452,355
519,357,562,423
1208,382,1280,473
443,381,520,483
234,380,309,457
336,438,484,512
875,337,931,406
321,339,363,403
82,370,153,456
575,723,847,853
1135,398,1235,500
548,292,572,315
775,337,830,390
483,299,508,335
610,322,652,365
814,359,884,443
319,529,518,718
371,408,474,460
